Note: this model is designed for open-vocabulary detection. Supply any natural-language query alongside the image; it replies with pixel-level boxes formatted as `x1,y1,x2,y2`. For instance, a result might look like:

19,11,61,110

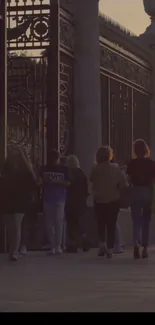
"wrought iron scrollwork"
7,0,50,50
7,17,32,41
100,45,152,91
60,60,73,156
60,14,75,54
7,55,34,146
7,54,47,165
8,101,33,147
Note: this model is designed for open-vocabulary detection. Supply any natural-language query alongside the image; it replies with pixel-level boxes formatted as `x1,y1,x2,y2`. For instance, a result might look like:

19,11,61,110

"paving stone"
0,248,155,312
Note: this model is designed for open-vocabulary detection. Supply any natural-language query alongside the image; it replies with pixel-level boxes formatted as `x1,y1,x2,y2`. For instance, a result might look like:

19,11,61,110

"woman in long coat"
1,146,37,261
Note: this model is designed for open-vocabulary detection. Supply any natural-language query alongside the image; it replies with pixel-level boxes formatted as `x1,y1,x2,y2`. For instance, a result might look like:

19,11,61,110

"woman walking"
65,155,89,253
1,146,37,261
127,139,155,259
90,146,127,258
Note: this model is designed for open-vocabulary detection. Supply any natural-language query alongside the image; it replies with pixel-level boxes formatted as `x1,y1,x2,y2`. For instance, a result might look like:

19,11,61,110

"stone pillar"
0,0,7,166
0,0,7,253
47,0,60,164
74,0,102,175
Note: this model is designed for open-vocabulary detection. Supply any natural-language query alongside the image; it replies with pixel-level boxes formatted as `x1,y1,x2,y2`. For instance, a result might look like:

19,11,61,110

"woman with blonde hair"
65,155,89,253
90,146,127,258
127,139,155,259
1,146,37,261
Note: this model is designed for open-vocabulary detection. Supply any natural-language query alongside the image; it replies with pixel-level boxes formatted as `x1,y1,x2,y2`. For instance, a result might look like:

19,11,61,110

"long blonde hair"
132,139,150,159
67,155,80,169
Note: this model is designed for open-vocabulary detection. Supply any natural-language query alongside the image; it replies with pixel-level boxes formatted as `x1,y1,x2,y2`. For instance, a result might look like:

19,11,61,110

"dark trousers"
20,212,37,249
66,206,86,247
67,212,79,246
94,200,120,249
131,186,152,247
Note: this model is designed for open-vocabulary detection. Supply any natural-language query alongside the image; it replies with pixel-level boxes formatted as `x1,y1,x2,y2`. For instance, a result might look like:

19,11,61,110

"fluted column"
74,0,102,175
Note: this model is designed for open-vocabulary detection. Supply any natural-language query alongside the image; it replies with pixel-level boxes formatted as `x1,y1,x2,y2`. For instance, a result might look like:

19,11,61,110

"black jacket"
65,168,88,214
0,169,37,214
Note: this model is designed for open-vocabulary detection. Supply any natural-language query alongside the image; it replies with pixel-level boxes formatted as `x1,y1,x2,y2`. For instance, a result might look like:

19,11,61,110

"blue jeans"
61,217,66,249
44,202,65,251
114,223,123,252
131,186,152,247
7,213,24,256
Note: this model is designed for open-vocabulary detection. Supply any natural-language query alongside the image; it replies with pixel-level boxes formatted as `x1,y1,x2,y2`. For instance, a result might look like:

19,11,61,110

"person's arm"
51,180,69,186
37,166,43,187
118,168,129,191
64,167,70,187
89,166,95,183
126,161,132,185
84,175,89,198
20,147,37,183
89,166,96,197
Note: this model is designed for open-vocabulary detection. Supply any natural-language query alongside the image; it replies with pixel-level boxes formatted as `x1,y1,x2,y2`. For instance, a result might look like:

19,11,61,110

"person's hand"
37,178,42,186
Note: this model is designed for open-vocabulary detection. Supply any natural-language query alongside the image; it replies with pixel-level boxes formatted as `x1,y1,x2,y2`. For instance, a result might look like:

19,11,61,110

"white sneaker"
48,249,55,255
20,246,27,256
56,247,62,255
107,249,113,258
10,254,18,261
98,242,106,256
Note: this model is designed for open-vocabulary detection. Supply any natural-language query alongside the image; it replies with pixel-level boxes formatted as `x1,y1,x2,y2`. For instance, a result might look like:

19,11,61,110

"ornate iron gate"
100,39,151,164
7,0,50,166
7,1,74,166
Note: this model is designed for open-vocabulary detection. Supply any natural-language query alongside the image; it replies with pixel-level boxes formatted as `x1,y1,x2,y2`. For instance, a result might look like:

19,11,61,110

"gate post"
74,0,102,175
0,0,7,253
0,0,7,166
47,0,60,164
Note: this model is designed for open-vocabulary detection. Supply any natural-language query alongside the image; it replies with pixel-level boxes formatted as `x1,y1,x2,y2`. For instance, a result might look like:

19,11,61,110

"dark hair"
49,149,60,165
133,139,149,158
96,146,113,164
2,146,37,181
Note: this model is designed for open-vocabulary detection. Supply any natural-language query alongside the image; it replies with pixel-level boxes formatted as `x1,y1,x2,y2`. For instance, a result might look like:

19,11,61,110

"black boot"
141,247,148,259
133,246,140,259
82,236,90,252
66,244,78,253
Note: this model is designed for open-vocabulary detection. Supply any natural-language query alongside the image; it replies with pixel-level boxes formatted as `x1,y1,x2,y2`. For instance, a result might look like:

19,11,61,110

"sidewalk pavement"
0,248,155,312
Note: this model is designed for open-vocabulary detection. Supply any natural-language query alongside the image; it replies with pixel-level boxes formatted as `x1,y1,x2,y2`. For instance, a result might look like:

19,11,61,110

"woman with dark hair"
90,146,127,258
127,139,155,259
1,146,37,261
65,155,89,253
